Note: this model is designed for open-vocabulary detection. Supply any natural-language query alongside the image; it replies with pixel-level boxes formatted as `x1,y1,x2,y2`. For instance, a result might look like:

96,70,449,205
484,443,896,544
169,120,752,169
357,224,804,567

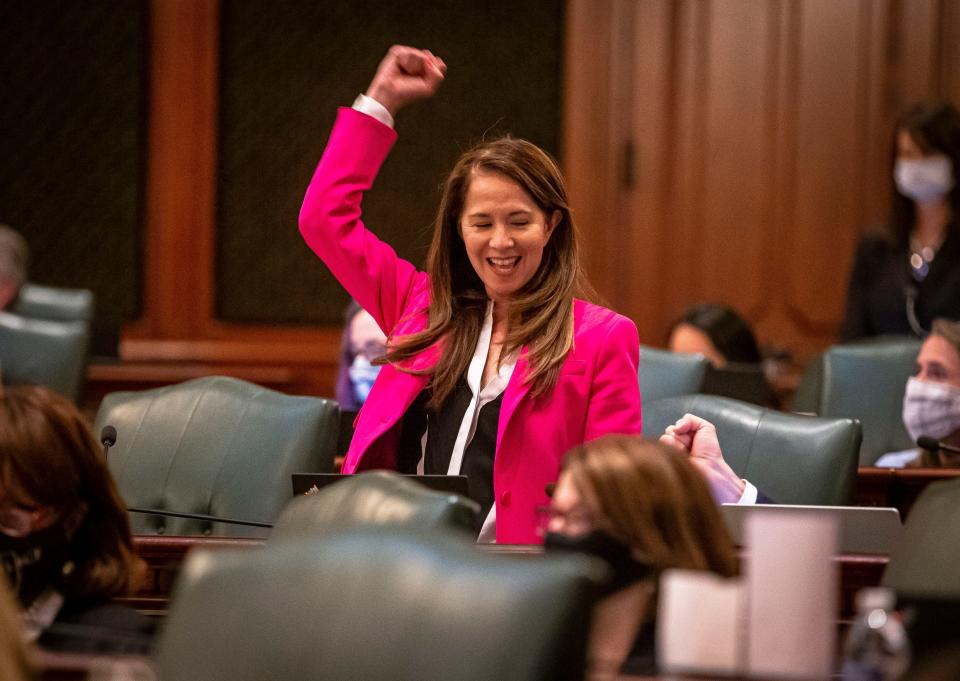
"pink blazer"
299,108,642,543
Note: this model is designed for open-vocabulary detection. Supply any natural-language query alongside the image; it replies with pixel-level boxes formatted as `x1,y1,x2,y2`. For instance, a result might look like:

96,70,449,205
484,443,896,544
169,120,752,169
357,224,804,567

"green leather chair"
642,395,862,505
639,345,709,402
270,471,480,544
882,478,960,599
791,339,921,465
93,376,338,538
0,311,90,401
12,283,95,323
156,527,604,681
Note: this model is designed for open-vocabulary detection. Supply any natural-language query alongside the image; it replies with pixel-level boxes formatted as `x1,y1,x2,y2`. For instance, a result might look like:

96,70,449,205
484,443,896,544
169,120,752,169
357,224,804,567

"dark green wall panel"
216,0,565,325
0,0,146,354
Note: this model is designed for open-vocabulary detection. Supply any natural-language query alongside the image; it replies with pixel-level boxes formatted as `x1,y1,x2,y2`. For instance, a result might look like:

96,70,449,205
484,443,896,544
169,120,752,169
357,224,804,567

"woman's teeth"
488,257,519,271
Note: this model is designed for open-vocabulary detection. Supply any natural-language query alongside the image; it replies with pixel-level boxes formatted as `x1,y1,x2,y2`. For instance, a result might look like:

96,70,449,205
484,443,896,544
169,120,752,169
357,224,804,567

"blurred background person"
841,100,960,340
0,225,28,312
668,302,762,369
668,302,776,406
0,385,153,653
543,436,737,678
335,300,388,412
875,318,960,467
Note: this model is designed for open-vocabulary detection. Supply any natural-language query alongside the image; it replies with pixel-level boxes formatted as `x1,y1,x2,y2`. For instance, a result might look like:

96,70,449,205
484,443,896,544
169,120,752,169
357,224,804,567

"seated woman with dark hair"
0,385,154,654
668,302,761,368
543,436,738,678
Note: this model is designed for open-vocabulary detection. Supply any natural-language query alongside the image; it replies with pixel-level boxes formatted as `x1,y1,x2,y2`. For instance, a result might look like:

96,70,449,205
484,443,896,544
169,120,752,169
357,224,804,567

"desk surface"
124,535,887,622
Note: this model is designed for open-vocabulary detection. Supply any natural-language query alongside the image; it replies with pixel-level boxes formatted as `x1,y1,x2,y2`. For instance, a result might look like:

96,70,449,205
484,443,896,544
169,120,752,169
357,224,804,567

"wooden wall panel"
699,1,777,320
787,0,870,334
110,0,960,403
628,0,675,342
567,0,959,366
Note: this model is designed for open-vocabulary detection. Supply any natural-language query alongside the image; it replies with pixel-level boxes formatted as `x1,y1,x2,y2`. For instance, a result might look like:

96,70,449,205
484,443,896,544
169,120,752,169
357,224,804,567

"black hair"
670,303,761,364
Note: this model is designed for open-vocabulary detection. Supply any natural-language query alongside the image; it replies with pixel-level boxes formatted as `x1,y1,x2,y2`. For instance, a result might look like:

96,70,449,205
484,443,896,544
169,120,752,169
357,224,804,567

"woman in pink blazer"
299,47,641,543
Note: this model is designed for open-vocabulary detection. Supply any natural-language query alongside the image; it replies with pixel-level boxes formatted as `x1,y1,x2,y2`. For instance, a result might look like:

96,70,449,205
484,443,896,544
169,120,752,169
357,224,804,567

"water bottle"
841,587,911,681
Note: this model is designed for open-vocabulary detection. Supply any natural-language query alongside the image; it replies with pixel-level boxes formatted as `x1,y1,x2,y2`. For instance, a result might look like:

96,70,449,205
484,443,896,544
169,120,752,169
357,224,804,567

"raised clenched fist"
365,46,446,118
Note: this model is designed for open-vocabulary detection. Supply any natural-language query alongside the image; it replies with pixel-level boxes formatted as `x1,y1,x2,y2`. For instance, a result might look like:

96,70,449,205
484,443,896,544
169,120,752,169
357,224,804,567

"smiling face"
459,171,560,306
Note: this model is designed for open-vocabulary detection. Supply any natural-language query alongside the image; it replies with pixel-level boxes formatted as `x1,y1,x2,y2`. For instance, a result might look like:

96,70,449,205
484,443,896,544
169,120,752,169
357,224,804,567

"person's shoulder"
573,300,638,340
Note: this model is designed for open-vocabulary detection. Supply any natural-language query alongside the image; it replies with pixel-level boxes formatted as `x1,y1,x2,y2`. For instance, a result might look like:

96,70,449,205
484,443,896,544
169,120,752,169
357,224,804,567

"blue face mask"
348,356,381,404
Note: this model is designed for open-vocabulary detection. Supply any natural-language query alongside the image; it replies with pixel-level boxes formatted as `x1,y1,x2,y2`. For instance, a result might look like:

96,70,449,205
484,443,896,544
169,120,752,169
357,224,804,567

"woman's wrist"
364,84,400,119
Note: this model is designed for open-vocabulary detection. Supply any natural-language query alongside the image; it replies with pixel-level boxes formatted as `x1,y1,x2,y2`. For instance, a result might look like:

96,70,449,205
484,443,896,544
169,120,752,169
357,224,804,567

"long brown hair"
562,436,738,578
383,136,595,408
0,386,144,599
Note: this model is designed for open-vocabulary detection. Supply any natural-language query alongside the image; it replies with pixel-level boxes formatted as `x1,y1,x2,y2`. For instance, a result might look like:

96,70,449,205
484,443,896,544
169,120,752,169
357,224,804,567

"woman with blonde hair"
299,46,641,543
0,385,153,653
544,436,737,678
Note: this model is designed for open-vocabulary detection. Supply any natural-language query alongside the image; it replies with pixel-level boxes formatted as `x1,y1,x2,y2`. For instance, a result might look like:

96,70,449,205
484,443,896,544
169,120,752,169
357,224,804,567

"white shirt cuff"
737,480,758,505
352,93,394,129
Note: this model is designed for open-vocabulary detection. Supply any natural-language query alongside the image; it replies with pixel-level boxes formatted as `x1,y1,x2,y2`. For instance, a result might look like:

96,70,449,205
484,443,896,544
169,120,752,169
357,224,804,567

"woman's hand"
365,46,446,118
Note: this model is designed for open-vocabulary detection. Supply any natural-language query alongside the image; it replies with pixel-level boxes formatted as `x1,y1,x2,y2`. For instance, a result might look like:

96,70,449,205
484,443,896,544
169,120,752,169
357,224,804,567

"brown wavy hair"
0,386,144,600
562,436,738,577
382,136,595,408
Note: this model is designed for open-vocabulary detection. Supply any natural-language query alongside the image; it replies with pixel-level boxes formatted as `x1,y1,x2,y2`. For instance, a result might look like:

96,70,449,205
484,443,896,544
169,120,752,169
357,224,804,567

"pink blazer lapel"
497,354,533,451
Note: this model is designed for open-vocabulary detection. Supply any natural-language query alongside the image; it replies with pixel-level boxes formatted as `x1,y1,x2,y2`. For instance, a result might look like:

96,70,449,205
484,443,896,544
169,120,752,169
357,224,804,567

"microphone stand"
99,425,273,529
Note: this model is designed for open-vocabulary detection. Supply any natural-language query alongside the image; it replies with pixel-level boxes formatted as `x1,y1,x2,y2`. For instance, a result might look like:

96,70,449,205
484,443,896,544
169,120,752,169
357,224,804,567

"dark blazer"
841,230,960,340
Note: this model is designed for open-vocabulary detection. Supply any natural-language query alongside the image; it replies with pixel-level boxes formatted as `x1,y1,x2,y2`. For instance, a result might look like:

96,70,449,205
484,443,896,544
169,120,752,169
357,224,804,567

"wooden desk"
856,466,960,518
125,535,886,622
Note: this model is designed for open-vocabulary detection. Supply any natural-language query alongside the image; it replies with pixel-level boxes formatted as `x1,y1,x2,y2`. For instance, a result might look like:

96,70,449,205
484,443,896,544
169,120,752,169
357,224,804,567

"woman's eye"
510,221,529,227
474,223,491,229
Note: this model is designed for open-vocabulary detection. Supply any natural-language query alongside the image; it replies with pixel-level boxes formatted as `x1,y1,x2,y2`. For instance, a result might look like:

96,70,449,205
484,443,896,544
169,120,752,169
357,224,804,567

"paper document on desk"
745,510,837,679
657,569,743,675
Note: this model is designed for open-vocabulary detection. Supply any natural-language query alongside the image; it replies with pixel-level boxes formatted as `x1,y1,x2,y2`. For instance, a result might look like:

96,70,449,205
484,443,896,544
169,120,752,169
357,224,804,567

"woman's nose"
490,224,514,249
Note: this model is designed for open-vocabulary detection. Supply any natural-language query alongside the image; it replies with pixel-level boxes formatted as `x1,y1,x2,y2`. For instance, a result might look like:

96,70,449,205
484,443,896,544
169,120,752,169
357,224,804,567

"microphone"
917,436,960,456
100,425,117,458
99,425,271,529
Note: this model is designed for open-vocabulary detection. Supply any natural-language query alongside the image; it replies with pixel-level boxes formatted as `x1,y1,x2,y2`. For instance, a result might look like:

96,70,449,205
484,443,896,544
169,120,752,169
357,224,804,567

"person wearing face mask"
841,101,960,340
298,47,641,543
543,436,738,678
874,318,960,468
335,300,388,411
0,385,154,654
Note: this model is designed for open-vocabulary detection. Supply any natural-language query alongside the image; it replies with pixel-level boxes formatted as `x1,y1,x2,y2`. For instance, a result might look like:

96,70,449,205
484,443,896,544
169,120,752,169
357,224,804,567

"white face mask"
902,376,960,443
894,156,955,203
348,356,381,404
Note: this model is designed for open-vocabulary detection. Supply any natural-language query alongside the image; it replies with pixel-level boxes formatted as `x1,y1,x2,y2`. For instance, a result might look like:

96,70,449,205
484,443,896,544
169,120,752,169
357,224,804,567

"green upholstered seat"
642,395,861,505
156,527,603,681
791,339,921,465
93,376,338,538
0,311,90,402
639,345,708,403
882,478,960,599
12,283,95,323
270,471,480,543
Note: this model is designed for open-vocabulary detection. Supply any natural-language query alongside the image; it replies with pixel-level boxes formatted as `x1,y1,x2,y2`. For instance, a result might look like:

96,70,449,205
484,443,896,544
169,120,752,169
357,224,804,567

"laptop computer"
292,473,470,498
720,504,903,555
